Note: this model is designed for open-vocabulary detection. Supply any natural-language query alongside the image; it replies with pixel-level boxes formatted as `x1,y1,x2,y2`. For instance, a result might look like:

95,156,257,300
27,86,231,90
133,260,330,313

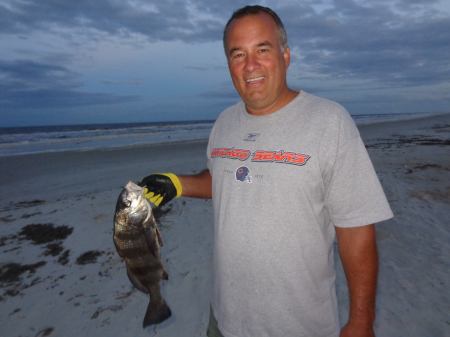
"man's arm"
335,224,378,337
179,169,212,199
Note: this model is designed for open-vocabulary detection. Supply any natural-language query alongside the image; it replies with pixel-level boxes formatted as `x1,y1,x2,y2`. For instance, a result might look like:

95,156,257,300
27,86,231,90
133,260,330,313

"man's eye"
231,52,245,60
258,47,270,54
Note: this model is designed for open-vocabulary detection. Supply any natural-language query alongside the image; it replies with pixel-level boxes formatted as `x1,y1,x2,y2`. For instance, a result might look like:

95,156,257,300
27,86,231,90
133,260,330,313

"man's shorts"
207,307,224,337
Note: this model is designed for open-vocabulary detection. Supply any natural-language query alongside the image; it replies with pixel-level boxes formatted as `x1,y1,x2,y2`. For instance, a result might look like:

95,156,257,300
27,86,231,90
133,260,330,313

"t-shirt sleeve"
323,111,393,228
206,124,216,173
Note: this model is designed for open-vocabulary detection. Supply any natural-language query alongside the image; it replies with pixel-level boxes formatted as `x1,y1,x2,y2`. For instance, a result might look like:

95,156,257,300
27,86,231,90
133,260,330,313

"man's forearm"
336,225,378,335
179,169,212,199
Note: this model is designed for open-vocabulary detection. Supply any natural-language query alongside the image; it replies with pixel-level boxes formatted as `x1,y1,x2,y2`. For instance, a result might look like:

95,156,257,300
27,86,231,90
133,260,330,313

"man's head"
223,5,288,52
223,5,295,115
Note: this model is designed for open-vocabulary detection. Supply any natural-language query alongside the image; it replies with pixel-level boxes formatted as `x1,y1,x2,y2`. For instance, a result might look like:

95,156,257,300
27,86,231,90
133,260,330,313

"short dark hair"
223,5,288,52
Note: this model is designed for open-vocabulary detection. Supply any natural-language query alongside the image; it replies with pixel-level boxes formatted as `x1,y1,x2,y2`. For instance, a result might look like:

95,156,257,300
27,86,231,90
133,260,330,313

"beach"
0,114,449,337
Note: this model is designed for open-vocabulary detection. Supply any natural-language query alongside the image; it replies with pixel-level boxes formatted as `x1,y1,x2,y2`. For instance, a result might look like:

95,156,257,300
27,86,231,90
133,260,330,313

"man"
140,5,393,337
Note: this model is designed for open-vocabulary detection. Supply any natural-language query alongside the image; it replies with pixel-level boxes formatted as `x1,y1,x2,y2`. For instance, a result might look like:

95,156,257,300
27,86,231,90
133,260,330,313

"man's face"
225,12,291,115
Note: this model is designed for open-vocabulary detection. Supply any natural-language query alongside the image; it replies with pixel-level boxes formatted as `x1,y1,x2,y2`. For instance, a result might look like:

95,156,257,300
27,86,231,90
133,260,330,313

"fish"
113,181,171,327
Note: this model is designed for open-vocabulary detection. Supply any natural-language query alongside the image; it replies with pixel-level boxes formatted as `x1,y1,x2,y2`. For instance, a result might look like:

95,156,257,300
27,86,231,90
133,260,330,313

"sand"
0,114,449,337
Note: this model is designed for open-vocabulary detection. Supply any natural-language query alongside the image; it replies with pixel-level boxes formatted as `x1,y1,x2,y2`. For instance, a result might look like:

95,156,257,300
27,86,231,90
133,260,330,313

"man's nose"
244,53,259,72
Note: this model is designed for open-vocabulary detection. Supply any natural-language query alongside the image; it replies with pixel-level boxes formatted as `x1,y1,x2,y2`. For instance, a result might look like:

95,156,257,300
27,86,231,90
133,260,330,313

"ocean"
0,120,214,157
0,112,437,157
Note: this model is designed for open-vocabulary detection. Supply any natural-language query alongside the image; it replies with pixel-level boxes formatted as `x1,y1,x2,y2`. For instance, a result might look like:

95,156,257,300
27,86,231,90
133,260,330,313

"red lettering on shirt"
211,148,251,161
252,150,310,166
211,148,311,166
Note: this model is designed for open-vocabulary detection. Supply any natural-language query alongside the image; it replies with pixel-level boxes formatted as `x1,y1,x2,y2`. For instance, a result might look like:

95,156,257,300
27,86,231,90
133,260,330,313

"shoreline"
0,138,210,159
1,112,449,159
358,111,450,140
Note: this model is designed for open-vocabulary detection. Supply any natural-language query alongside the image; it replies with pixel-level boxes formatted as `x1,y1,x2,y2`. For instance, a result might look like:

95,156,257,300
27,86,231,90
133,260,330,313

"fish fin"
143,300,171,327
144,227,159,258
162,269,169,280
155,226,164,247
126,266,148,294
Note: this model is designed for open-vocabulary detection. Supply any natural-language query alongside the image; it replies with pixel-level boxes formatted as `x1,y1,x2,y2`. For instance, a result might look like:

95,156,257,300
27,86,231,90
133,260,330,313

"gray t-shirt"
207,91,393,337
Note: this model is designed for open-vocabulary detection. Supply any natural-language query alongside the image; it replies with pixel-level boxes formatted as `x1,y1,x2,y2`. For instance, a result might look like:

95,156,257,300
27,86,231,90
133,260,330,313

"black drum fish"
113,181,171,327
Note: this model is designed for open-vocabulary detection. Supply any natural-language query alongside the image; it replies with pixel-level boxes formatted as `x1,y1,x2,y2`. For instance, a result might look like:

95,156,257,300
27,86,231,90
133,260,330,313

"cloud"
184,65,226,72
101,79,145,86
199,88,239,101
3,0,447,89
0,0,449,120
0,59,79,89
280,1,450,83
0,59,137,110
0,0,225,42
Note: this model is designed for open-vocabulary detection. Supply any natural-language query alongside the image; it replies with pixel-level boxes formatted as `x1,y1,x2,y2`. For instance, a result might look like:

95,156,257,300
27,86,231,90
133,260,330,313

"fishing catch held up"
113,181,171,327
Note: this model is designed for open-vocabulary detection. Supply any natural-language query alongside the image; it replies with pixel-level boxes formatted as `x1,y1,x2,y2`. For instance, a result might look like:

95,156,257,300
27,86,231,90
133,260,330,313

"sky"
1,0,449,127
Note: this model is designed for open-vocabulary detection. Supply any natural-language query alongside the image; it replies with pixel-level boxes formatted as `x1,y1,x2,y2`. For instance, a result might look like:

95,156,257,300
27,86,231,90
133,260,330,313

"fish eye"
120,195,132,207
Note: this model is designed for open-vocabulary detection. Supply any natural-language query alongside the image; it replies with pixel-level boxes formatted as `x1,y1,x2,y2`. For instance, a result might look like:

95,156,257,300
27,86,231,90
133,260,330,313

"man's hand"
139,173,182,207
340,322,375,337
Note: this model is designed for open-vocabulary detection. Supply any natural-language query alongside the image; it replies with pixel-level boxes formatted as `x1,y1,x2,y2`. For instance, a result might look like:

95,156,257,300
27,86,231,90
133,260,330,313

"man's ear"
283,47,291,68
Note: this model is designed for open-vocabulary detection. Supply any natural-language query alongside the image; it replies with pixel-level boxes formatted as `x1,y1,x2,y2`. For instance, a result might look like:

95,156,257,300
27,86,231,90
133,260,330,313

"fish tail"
143,299,171,327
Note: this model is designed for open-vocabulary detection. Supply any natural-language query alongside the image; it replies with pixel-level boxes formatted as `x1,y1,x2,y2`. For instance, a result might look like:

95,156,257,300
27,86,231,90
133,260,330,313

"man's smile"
245,76,265,84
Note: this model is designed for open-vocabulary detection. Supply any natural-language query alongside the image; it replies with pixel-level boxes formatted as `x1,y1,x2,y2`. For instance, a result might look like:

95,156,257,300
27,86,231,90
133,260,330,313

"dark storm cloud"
0,59,137,109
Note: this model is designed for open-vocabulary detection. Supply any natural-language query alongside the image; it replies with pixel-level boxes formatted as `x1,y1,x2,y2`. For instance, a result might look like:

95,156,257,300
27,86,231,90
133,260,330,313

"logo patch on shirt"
235,166,252,183
243,133,260,142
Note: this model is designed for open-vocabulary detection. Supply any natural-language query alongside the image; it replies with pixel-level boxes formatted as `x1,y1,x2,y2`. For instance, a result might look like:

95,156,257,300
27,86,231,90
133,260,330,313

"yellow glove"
139,173,182,207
